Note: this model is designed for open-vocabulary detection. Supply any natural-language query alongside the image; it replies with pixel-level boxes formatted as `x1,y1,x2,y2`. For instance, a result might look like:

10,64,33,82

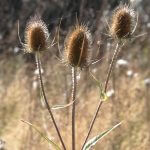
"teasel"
63,24,92,150
24,15,49,53
110,4,135,39
23,15,66,150
81,5,136,149
64,25,92,68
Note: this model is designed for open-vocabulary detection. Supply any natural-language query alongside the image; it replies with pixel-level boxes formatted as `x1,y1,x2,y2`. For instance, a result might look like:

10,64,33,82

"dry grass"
0,44,149,150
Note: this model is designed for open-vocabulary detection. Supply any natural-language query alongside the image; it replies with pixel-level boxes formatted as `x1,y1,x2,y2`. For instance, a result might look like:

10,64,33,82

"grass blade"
21,120,61,150
83,122,122,150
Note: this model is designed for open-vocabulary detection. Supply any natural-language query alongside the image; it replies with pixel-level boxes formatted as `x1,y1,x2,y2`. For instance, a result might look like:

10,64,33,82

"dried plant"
81,4,137,150
21,3,139,150
64,24,92,150
23,15,66,150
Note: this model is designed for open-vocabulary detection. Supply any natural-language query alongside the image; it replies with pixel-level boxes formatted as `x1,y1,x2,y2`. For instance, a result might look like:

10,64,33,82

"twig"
36,52,66,150
81,42,121,150
72,67,77,150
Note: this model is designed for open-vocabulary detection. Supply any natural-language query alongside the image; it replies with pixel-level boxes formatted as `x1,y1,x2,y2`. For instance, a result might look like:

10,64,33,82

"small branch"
36,52,66,150
72,67,77,150
81,42,121,150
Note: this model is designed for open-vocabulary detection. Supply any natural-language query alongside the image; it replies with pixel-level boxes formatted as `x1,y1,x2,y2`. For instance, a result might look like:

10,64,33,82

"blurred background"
0,0,150,149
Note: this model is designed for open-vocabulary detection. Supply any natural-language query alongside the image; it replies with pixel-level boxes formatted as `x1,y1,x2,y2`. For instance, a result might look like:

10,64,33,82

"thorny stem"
72,67,77,150
36,52,66,150
81,42,121,150
104,43,119,92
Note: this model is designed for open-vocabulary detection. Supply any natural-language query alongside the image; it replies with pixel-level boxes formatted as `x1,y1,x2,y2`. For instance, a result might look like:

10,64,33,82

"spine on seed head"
64,25,92,68
110,4,135,39
24,15,49,53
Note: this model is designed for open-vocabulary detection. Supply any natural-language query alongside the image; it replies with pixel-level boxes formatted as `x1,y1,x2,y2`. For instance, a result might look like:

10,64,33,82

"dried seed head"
110,4,135,39
24,16,49,53
64,25,92,68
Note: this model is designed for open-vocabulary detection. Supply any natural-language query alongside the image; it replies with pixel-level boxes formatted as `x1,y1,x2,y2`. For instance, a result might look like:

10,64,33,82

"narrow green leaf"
89,70,108,102
51,101,74,110
83,122,122,150
89,70,101,88
21,120,61,150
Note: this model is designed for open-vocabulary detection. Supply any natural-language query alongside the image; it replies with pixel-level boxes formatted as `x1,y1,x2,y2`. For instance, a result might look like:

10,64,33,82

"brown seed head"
110,5,135,39
24,16,49,53
65,25,91,68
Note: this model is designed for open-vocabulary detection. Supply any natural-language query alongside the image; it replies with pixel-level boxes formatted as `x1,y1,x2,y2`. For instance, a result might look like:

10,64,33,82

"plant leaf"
51,101,74,110
89,70,108,102
83,122,122,150
21,120,61,150
89,70,101,88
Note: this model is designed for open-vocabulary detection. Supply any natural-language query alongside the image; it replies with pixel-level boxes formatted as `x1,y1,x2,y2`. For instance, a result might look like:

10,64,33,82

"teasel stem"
81,42,121,150
35,52,66,150
71,67,77,150
104,42,119,92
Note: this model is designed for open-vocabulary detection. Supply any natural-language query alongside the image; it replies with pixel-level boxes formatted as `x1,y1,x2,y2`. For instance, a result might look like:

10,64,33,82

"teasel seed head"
64,25,92,68
24,16,49,53
110,4,135,39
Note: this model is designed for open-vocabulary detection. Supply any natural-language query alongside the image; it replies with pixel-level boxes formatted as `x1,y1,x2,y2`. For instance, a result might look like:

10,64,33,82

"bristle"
64,25,91,68
24,16,49,53
110,4,135,39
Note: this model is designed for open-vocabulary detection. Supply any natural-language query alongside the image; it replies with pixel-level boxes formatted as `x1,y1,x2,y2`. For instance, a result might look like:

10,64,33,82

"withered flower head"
64,25,92,68
24,16,49,53
110,4,135,39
